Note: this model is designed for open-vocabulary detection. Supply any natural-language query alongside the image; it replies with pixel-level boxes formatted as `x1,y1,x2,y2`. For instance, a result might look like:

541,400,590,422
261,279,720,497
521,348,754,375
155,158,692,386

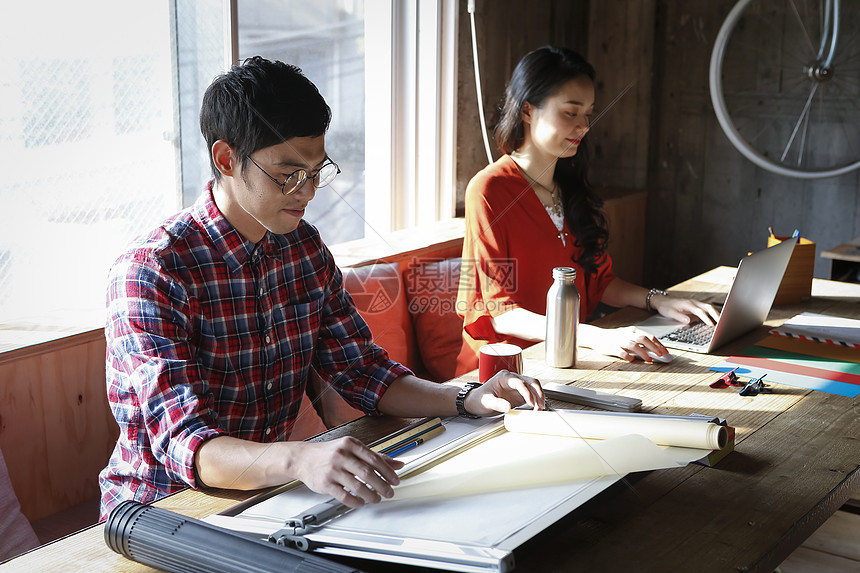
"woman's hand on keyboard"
650,295,720,326
579,324,670,363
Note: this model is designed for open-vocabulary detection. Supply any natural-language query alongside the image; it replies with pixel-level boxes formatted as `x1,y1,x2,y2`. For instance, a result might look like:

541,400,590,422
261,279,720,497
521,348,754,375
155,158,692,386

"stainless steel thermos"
545,266,580,368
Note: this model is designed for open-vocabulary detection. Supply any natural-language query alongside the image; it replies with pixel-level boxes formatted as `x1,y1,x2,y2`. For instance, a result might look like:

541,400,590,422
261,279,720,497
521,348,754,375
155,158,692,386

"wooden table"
5,267,859,572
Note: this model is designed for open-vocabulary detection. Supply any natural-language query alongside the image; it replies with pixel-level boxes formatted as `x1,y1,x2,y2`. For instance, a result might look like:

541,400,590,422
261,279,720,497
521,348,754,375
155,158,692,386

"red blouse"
455,154,616,375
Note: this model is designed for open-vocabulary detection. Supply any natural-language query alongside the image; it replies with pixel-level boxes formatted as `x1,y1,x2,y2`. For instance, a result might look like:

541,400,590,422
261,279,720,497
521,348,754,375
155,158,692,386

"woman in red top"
456,46,718,375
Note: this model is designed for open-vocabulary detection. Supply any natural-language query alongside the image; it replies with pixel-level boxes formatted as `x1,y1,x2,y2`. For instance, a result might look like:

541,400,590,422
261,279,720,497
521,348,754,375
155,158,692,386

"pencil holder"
767,235,815,304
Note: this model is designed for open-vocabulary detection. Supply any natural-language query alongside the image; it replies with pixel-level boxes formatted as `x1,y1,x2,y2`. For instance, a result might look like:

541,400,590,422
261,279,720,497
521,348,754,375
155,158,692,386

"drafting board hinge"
269,528,314,552
268,498,347,551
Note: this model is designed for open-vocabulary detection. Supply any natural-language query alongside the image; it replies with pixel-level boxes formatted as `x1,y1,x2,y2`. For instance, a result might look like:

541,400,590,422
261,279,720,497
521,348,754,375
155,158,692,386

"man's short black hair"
200,56,332,181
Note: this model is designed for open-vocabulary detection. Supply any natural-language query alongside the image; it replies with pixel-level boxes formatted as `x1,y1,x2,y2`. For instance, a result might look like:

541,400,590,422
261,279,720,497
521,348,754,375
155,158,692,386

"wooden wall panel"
586,0,656,191
602,188,647,284
646,0,860,287
454,0,860,289
0,333,115,522
455,0,590,214
646,1,716,287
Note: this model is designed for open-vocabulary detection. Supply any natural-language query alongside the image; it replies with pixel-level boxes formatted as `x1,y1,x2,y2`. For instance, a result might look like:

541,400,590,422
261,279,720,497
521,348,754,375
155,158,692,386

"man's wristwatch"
646,288,668,312
456,382,482,419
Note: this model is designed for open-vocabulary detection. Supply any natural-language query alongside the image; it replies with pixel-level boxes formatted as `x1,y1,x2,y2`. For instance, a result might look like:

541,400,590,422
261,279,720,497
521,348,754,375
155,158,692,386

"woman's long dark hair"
494,46,609,275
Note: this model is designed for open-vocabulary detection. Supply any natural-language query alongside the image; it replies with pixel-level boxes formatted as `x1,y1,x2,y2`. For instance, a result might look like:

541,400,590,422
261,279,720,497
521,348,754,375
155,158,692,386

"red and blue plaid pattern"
99,187,409,520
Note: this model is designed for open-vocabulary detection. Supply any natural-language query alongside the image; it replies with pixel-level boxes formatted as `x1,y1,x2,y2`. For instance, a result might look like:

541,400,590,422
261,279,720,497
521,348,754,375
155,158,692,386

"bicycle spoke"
749,119,775,146
710,0,860,177
796,105,810,166
787,0,817,58
780,82,818,162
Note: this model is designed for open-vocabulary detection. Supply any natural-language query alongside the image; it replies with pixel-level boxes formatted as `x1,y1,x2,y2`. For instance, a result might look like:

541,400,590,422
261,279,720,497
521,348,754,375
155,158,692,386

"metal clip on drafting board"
269,498,348,551
265,420,447,551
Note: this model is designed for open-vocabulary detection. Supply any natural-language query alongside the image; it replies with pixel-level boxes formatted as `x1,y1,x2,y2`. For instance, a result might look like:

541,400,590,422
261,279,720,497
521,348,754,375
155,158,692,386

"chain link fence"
0,0,364,326
0,1,223,325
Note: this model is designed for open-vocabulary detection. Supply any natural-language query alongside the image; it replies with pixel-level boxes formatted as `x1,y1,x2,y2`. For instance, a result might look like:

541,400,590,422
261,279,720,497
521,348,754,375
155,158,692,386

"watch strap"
456,382,482,419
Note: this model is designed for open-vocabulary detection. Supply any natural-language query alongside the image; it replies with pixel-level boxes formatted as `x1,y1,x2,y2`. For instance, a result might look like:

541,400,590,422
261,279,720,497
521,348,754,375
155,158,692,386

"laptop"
636,239,796,353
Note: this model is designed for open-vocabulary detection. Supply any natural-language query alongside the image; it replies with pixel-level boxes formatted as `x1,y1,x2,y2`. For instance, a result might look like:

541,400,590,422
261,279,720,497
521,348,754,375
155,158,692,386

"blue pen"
791,229,800,243
386,438,424,457
384,425,446,457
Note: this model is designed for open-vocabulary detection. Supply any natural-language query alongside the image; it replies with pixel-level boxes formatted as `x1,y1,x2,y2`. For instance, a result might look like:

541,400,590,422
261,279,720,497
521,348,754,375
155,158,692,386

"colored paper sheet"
713,331,860,397
770,312,860,348
737,347,860,383
709,325,860,397
757,335,860,364
711,332,860,397
712,361,860,397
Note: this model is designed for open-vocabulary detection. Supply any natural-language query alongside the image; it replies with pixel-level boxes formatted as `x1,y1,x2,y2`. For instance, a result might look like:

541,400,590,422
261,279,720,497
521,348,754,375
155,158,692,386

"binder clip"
710,368,743,389
739,374,772,397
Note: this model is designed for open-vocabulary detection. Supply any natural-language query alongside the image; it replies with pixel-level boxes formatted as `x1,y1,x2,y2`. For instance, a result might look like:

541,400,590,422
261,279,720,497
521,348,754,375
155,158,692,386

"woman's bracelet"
646,288,668,312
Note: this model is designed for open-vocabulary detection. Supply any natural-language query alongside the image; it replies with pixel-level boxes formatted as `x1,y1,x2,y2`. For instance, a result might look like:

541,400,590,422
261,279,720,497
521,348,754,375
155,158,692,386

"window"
236,0,458,243
0,2,223,325
0,0,455,328
363,0,458,234
237,0,367,245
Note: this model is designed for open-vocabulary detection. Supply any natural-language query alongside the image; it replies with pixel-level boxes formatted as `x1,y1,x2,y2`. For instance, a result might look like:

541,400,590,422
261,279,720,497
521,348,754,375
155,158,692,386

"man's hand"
287,438,404,508
195,435,403,509
464,371,545,416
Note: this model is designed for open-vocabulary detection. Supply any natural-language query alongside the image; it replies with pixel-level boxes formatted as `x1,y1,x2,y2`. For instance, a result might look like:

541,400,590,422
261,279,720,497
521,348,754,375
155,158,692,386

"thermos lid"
552,266,576,281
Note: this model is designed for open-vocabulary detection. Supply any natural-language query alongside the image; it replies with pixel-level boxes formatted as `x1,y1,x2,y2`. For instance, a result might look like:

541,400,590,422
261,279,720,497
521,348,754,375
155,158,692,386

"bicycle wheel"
710,0,860,179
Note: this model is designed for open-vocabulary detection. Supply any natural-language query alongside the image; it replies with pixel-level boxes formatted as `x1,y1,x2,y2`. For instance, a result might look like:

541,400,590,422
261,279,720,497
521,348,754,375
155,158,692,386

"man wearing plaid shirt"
99,57,544,521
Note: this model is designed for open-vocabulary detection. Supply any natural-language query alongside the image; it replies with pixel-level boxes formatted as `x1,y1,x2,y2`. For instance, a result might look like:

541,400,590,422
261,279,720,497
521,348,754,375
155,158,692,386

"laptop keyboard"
662,322,715,346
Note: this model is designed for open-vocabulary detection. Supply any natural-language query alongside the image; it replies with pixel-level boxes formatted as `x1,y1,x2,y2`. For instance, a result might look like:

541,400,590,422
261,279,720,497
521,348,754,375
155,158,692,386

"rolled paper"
504,409,727,450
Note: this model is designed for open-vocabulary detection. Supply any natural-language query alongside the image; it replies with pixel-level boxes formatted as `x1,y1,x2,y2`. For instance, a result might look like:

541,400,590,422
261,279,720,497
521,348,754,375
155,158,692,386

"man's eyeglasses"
246,155,340,196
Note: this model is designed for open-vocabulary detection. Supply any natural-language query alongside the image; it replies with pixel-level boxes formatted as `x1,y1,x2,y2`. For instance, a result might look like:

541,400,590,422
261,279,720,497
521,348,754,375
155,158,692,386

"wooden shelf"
821,238,860,283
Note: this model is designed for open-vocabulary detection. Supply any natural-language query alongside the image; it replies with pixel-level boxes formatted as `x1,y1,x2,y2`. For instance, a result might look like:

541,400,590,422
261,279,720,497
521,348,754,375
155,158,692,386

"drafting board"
206,414,711,572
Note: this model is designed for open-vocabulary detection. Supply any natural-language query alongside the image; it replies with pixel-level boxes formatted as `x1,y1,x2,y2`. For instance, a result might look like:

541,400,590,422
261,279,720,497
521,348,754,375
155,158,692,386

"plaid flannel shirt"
99,188,409,519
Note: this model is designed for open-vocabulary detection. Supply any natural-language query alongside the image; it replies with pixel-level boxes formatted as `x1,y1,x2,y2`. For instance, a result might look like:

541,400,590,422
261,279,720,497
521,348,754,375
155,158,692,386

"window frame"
0,0,459,343
223,0,458,238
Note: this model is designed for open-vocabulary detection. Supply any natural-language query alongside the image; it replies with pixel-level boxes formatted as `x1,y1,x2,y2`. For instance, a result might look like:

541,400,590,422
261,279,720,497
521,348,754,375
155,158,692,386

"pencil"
374,418,445,455
385,426,446,457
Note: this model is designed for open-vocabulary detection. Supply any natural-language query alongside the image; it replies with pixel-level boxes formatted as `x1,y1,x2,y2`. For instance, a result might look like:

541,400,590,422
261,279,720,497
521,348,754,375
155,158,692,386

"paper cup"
479,343,523,383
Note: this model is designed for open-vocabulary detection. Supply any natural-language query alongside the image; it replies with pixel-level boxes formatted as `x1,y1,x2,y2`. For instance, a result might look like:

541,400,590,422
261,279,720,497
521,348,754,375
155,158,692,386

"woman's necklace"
520,169,563,219
510,152,568,245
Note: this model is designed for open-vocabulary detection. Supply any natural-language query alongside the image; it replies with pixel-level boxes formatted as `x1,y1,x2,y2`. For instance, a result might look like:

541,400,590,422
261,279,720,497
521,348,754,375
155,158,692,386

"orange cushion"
404,258,464,381
341,262,421,371
292,367,367,441
306,366,364,430
290,394,329,441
